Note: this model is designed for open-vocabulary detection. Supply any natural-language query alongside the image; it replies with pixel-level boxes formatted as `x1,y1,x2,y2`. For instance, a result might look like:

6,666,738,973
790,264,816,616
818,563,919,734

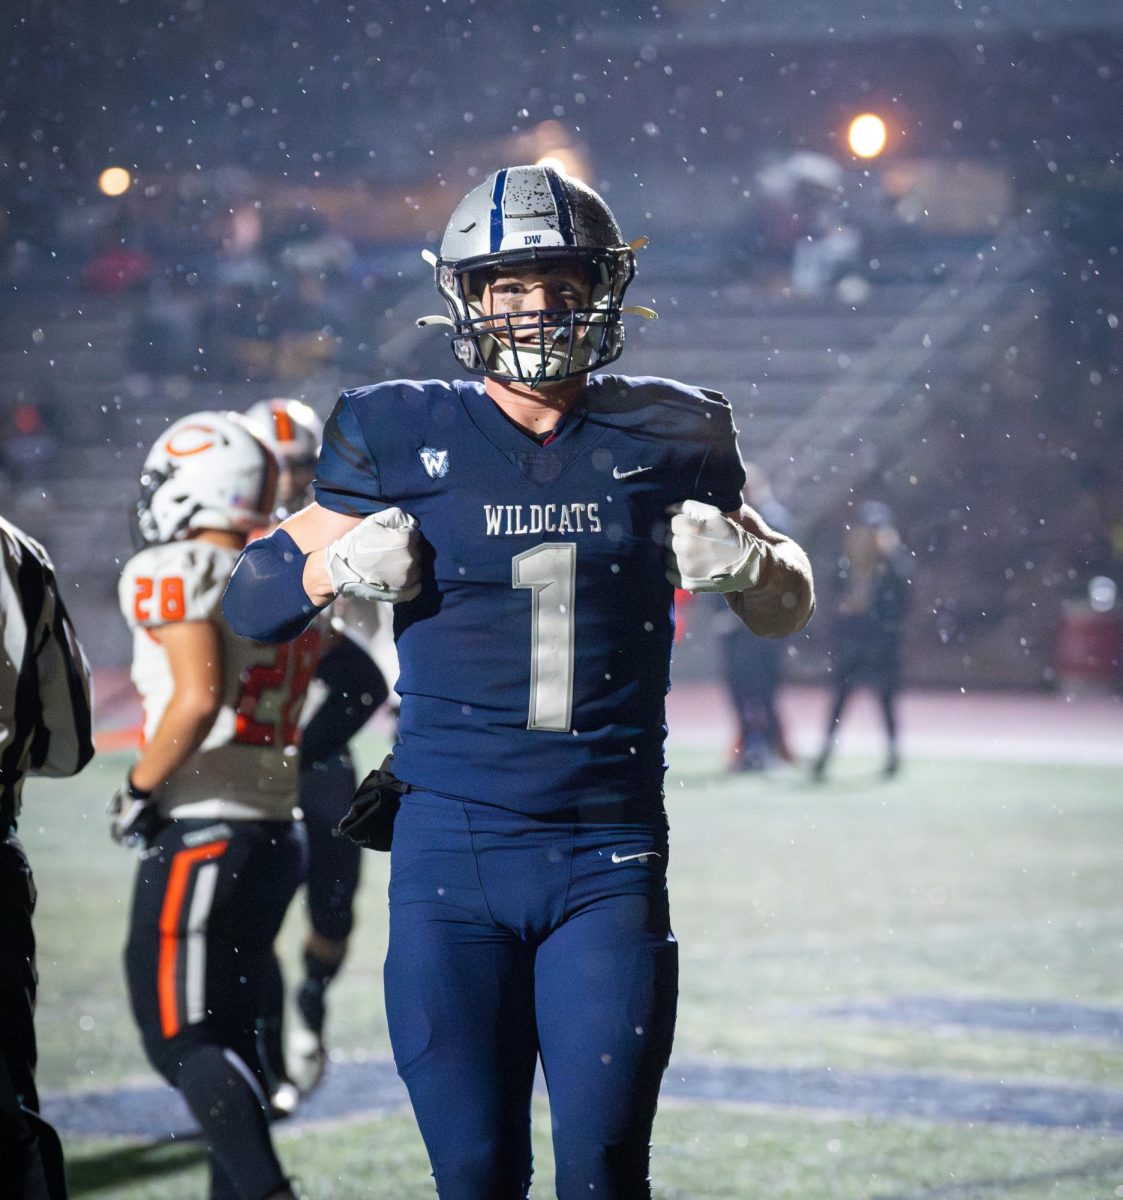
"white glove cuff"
715,527,764,592
327,543,379,596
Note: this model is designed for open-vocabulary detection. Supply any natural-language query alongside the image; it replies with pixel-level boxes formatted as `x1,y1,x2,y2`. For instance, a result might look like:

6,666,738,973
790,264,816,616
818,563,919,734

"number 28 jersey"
314,375,746,819
119,540,322,821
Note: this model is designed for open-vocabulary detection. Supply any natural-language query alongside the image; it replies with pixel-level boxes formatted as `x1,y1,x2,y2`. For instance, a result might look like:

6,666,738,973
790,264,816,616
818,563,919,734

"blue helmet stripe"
489,168,509,253
543,168,574,245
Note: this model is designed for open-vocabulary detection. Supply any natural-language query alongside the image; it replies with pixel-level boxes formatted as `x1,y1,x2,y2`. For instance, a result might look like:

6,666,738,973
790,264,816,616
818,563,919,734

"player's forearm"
720,506,815,637
224,508,421,642
130,693,221,792
724,535,815,638
303,549,334,605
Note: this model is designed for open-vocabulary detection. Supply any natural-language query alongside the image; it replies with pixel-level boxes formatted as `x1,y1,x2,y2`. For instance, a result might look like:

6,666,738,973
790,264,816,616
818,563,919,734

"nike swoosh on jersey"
612,466,653,480
610,850,663,863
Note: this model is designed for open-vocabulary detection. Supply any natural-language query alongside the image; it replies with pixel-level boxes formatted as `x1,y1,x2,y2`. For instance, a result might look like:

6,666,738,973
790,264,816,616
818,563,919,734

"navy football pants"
384,792,678,1200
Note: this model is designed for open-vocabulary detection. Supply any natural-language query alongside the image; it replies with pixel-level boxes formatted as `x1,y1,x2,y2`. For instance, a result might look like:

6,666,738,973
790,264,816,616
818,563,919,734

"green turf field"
19,740,1123,1198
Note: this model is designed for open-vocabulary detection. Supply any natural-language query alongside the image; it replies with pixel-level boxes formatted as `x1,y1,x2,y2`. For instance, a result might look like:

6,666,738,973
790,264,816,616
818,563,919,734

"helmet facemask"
439,247,636,387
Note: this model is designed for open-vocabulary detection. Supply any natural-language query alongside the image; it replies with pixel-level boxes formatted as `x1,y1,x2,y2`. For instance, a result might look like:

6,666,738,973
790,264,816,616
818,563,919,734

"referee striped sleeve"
0,518,94,825
31,570,94,778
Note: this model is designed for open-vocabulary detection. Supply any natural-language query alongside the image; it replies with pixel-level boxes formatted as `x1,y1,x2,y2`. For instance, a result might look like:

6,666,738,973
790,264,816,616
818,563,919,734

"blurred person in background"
202,281,273,382
223,164,814,1199
81,216,153,295
111,413,316,1200
0,515,94,1199
812,500,910,781
0,394,61,486
274,214,356,280
265,272,345,380
715,464,798,772
245,398,389,1114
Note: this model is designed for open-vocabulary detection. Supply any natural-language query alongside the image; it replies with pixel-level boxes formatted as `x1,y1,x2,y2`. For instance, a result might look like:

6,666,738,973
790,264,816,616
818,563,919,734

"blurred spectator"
0,148,62,279
790,203,863,300
201,282,270,381
275,214,355,279
215,203,271,291
1066,462,1120,581
129,276,203,376
265,272,344,379
812,500,911,781
202,270,346,382
725,151,885,300
0,397,61,484
715,465,798,772
82,220,153,295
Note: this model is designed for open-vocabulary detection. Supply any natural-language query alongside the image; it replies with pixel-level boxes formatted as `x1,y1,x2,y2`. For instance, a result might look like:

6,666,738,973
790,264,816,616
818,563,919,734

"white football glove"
326,508,422,603
668,500,764,593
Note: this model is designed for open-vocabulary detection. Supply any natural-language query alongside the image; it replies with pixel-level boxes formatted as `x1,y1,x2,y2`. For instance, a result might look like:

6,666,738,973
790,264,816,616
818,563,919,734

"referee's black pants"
0,831,68,1199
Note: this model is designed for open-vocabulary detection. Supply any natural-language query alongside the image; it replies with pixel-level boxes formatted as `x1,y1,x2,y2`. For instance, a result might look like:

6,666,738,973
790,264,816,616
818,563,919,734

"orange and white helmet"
245,398,324,512
135,411,279,545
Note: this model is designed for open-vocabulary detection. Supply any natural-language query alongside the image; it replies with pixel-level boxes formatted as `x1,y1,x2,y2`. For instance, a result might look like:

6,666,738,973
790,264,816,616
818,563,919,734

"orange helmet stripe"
272,405,295,443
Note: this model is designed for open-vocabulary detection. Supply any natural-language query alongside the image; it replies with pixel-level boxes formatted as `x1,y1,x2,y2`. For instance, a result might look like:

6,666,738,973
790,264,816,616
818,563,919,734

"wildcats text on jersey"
483,502,603,537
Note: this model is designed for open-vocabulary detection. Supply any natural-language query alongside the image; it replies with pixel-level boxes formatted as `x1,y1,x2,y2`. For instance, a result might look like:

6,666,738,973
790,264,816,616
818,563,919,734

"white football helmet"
135,411,279,545
245,398,324,512
417,165,655,387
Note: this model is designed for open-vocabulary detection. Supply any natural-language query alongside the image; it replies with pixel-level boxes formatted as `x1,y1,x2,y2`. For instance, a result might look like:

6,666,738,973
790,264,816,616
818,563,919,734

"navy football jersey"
314,375,745,818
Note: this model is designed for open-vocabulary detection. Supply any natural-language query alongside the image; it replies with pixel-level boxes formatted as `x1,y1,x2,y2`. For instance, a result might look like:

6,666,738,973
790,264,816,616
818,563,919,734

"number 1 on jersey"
512,543,576,732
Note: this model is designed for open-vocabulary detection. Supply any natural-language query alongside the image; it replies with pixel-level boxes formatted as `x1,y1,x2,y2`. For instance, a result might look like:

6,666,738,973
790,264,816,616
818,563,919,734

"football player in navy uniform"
224,165,814,1200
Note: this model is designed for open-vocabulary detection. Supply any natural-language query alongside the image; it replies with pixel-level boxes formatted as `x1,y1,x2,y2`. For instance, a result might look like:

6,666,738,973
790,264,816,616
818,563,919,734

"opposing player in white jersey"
246,398,390,1107
111,412,316,1200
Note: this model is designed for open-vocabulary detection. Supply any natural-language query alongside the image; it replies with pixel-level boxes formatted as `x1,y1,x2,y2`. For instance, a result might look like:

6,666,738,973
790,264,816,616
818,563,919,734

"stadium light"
847,113,888,159
98,166,132,196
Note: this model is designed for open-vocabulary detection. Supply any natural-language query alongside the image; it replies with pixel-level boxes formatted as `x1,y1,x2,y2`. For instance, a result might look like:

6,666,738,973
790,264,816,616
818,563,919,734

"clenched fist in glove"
667,500,765,594
326,507,422,603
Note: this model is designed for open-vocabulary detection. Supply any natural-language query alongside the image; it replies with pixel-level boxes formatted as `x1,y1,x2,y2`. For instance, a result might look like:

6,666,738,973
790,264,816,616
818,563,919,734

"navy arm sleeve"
313,390,385,517
299,636,389,766
693,390,747,513
222,528,328,644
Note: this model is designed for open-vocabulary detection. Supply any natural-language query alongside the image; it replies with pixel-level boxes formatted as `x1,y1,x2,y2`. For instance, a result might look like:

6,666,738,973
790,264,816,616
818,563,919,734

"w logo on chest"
418,447,450,479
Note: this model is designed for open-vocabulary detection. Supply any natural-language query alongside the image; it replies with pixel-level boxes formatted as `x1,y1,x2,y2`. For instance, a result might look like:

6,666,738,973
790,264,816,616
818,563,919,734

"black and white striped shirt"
0,515,94,830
